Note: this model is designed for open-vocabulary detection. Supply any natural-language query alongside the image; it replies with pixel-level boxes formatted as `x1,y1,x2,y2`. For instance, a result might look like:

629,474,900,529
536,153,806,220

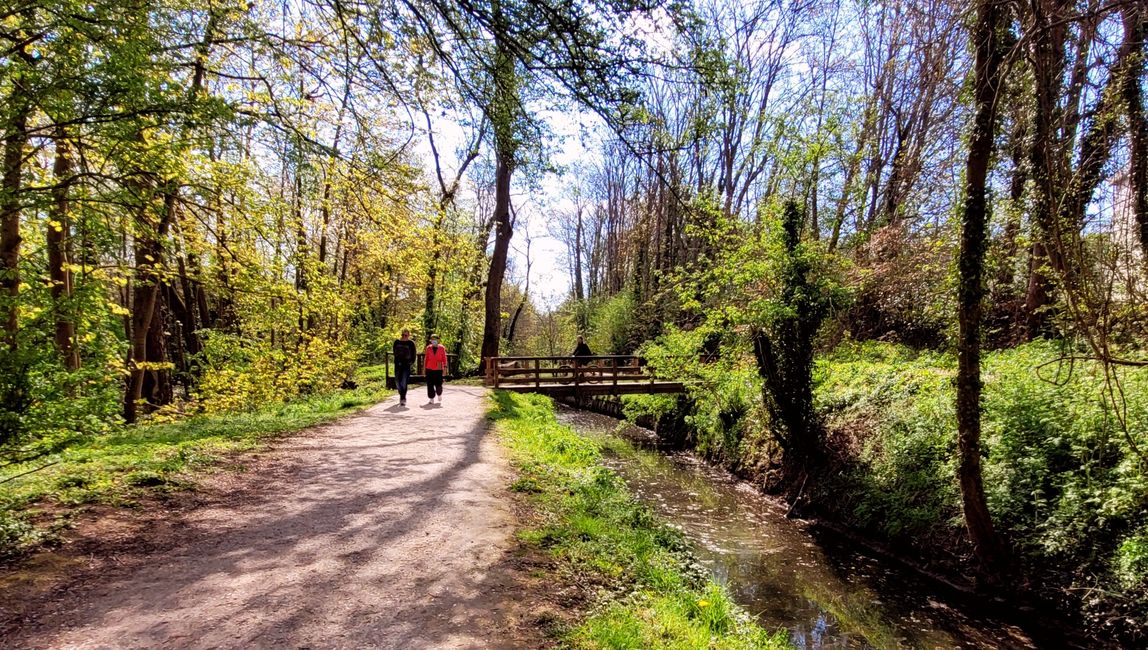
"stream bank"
556,405,1075,649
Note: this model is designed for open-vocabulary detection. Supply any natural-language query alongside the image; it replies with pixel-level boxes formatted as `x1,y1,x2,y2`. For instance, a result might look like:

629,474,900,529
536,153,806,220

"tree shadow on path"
3,387,542,649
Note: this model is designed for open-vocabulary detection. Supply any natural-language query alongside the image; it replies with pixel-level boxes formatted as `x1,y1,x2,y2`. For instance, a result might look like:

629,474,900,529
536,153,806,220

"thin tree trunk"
506,237,531,346
956,0,1009,583
423,110,484,342
424,211,445,340
574,207,585,303
48,127,79,369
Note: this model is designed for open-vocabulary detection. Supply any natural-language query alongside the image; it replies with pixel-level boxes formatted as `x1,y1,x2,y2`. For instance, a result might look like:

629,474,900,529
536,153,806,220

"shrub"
588,291,639,354
840,225,955,348
194,333,359,413
639,325,763,466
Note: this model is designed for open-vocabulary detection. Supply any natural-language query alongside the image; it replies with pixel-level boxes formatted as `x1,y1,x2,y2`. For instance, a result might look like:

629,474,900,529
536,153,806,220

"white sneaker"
435,395,442,404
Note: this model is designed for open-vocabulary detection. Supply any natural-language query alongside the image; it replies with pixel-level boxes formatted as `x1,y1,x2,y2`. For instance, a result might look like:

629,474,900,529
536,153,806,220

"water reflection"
557,406,1038,650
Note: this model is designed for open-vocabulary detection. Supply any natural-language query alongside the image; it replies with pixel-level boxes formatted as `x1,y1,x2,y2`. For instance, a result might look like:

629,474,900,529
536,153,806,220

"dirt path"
3,386,534,649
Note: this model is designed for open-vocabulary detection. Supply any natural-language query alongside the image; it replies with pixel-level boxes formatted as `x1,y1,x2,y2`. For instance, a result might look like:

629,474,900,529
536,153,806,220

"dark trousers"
426,369,444,399
395,364,412,400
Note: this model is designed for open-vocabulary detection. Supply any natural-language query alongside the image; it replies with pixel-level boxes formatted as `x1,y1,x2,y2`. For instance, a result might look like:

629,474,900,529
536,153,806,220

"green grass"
488,390,789,649
0,366,392,559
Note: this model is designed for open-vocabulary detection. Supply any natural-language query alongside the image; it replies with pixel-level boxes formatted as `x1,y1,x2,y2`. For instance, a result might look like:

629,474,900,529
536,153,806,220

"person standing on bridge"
424,334,448,405
393,329,416,406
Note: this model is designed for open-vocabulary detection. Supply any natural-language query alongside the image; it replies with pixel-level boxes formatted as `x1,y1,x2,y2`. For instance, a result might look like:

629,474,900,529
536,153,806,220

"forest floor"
1,386,547,649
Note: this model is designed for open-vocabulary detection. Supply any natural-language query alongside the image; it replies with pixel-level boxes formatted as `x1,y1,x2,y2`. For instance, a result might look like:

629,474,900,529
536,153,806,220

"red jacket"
424,344,448,371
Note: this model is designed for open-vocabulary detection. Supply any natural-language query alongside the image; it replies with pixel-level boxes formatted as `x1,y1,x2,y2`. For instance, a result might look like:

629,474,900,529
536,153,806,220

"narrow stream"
557,406,1046,650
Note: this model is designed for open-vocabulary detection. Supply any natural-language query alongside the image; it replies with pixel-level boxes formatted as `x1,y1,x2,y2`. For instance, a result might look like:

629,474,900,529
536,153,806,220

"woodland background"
2,0,1147,643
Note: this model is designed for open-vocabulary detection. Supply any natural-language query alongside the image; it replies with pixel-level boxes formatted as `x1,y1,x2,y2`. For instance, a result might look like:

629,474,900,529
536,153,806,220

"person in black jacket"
393,329,417,406
572,335,592,358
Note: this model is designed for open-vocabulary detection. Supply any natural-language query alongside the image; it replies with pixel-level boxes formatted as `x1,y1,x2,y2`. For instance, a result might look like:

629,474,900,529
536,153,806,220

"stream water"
556,406,1052,650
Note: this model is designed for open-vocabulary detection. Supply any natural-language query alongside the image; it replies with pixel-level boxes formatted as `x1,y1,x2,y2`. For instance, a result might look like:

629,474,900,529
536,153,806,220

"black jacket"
393,339,417,366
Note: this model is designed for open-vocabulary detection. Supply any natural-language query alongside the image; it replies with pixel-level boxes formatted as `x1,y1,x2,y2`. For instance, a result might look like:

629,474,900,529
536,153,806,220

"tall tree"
395,0,655,368
0,17,33,349
48,128,78,369
955,0,1010,582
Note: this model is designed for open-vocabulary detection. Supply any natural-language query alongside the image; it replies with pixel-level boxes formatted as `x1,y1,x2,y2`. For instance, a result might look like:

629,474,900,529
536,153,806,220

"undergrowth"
630,329,1148,642
0,365,391,560
816,340,1148,641
488,390,788,649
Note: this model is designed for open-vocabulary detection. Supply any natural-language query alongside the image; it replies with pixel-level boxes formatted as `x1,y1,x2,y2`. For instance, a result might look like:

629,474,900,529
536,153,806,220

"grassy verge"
0,365,392,559
488,390,788,649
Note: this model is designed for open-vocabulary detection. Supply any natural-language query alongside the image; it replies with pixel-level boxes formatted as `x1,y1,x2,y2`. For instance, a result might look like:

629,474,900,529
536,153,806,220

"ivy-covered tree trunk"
1118,3,1147,263
751,200,828,470
956,0,1010,584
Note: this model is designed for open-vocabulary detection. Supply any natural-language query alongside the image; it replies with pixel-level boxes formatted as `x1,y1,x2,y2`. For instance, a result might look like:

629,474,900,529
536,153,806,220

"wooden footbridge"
483,356,685,397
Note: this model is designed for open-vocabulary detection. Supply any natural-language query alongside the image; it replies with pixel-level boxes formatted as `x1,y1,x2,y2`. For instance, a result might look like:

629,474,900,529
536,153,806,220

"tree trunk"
48,128,79,369
124,183,176,423
1118,4,1147,263
479,150,514,366
1023,0,1064,340
573,207,585,303
478,4,518,369
1,94,29,349
956,0,1009,584
143,288,174,407
424,210,445,340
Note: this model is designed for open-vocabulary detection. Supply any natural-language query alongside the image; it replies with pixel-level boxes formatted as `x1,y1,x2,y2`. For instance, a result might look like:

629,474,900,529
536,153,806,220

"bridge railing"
484,355,657,390
383,351,459,389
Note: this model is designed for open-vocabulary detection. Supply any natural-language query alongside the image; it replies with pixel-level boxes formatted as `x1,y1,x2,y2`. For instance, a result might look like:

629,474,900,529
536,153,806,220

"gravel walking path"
3,386,529,649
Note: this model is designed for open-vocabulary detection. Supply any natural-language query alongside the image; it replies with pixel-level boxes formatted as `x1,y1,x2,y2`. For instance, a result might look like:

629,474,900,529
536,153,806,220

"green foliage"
642,325,763,465
588,291,640,354
816,341,1148,630
816,342,959,538
488,391,787,649
1115,529,1148,590
749,201,848,459
981,344,1148,564
0,341,121,466
632,202,848,468
193,333,359,413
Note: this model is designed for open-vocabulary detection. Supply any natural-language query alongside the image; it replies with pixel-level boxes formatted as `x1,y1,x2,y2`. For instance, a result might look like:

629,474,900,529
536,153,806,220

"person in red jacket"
424,334,448,404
